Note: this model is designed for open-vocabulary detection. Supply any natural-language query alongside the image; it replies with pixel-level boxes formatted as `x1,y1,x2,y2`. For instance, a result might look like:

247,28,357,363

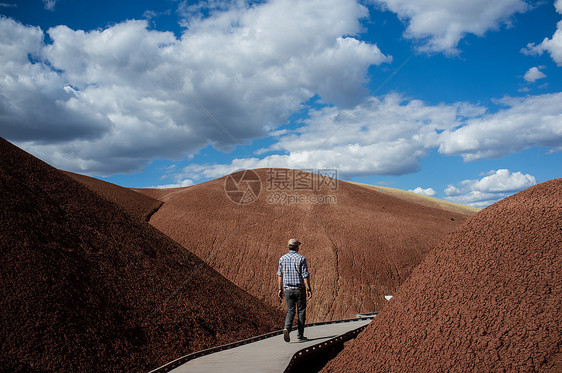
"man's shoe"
283,328,290,342
297,336,308,341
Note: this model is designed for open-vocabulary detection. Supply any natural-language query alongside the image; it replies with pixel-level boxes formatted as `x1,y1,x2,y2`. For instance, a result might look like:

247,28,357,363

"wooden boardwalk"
152,318,374,373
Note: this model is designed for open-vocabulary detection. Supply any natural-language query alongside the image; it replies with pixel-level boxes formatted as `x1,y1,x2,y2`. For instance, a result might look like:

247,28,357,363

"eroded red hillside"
64,171,163,222
0,138,283,372
322,179,561,372
138,169,476,322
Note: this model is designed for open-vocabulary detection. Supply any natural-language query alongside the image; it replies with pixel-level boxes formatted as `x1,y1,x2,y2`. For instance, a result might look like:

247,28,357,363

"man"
277,238,312,342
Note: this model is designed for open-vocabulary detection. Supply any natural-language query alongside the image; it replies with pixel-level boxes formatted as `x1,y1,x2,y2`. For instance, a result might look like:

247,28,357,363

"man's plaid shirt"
277,250,309,288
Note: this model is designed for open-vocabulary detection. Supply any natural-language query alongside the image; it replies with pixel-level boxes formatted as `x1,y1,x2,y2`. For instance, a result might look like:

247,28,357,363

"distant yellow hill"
348,182,480,216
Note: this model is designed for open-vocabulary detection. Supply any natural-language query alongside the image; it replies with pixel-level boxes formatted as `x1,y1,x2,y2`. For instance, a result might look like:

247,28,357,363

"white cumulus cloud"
175,90,562,182
523,1,562,65
176,93,481,180
444,169,536,208
438,92,562,161
523,66,546,82
0,0,390,176
524,22,562,66
150,179,194,189
372,0,528,54
409,187,437,196
42,0,57,11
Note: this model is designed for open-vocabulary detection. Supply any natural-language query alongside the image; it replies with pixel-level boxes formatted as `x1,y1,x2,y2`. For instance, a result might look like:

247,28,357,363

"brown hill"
63,171,163,222
137,169,477,322
0,138,283,372
322,179,562,372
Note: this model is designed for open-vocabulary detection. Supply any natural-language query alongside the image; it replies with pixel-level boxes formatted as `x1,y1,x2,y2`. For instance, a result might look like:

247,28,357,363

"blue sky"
1,0,561,207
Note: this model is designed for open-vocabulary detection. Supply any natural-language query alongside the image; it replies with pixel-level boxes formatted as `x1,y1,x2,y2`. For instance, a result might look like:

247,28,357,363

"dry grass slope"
350,182,480,216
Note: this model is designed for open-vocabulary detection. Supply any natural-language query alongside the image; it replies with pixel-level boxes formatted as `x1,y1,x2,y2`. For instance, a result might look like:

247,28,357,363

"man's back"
278,250,309,288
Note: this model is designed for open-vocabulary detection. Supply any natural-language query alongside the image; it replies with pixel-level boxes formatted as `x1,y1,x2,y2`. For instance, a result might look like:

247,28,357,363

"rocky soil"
322,179,561,372
0,138,284,372
64,171,163,222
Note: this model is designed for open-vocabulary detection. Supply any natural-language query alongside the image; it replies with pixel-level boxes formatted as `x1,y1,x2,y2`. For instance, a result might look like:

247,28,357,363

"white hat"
288,238,301,247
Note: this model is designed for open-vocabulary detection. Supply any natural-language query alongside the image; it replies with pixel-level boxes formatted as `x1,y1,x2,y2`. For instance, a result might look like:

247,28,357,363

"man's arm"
277,275,283,299
301,257,312,298
304,276,312,298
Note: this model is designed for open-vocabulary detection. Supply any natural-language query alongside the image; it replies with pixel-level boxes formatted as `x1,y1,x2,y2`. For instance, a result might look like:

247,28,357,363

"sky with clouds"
1,0,561,207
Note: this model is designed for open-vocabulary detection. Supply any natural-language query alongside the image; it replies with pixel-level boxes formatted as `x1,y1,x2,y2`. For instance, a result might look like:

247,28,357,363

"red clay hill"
64,171,163,222
322,179,561,372
0,138,283,372
136,169,477,322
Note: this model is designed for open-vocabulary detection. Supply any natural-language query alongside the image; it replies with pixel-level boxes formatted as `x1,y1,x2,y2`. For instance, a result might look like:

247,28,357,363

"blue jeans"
284,287,307,337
